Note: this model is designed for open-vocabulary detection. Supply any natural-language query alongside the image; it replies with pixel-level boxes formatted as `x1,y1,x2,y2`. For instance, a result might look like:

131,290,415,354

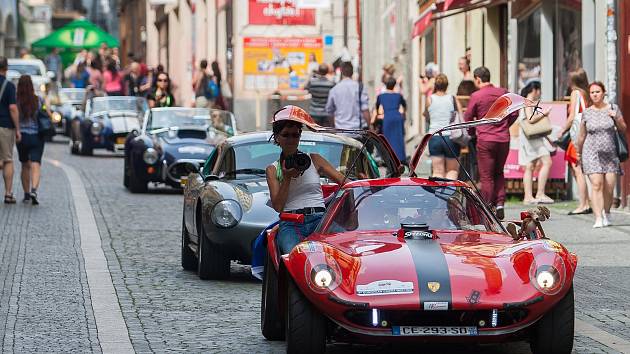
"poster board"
248,0,316,25
243,37,323,91
504,102,568,180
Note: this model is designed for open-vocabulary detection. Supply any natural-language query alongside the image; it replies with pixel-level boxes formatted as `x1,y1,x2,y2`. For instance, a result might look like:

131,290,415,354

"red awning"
411,9,433,38
433,0,506,19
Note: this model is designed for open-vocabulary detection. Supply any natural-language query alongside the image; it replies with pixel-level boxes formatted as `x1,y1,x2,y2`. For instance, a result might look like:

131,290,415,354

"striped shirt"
305,75,335,118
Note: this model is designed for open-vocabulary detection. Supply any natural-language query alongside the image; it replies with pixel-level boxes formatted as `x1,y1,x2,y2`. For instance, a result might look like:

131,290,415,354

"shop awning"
432,0,507,20
31,19,119,49
411,1,436,38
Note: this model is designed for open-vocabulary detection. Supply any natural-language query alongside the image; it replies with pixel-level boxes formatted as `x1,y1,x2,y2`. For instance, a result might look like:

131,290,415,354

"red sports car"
261,93,577,354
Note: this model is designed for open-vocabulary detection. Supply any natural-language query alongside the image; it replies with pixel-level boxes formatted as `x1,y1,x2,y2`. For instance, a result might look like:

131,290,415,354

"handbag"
448,95,470,147
37,105,55,138
521,112,552,139
556,130,571,151
611,104,628,162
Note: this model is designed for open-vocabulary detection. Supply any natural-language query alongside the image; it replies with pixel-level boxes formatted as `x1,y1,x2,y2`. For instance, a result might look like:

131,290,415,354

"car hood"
160,140,215,162
210,179,276,226
286,230,576,311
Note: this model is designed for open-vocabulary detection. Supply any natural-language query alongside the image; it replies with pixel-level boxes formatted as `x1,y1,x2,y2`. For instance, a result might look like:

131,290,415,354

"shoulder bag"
520,108,552,139
448,95,470,147
37,101,55,138
611,104,628,162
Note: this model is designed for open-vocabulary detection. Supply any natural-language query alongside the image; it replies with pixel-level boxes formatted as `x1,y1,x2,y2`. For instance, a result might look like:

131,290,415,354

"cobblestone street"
1,140,630,353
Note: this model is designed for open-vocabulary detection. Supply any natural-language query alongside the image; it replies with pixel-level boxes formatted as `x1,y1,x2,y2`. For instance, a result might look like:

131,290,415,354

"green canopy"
31,19,119,49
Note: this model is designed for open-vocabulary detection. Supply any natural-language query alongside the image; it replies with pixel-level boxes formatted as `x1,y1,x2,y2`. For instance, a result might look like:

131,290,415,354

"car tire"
261,252,285,340
123,157,130,188
530,285,574,354
286,279,326,354
128,160,148,193
80,139,93,156
197,228,230,280
181,216,197,271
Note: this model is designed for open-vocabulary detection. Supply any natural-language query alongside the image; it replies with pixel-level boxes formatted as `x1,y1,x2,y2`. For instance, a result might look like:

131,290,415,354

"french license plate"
116,137,126,145
392,326,478,336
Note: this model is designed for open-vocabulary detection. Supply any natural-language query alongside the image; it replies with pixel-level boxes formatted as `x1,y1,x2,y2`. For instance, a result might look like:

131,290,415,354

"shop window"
517,9,541,93
555,5,582,98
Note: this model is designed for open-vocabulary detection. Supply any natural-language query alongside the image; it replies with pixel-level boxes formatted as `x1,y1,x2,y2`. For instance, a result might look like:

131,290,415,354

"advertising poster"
248,0,316,25
243,37,323,91
504,102,568,180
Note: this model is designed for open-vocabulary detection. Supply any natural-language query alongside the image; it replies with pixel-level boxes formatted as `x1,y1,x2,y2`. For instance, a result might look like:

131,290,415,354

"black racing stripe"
406,238,452,308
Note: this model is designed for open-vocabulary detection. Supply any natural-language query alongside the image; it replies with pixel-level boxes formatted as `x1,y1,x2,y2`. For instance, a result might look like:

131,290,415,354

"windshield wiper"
230,168,266,177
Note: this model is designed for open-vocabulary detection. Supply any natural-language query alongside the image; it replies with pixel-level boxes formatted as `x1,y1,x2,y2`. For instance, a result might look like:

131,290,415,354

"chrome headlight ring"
143,147,159,165
529,253,566,295
304,250,342,294
210,199,243,228
90,121,103,135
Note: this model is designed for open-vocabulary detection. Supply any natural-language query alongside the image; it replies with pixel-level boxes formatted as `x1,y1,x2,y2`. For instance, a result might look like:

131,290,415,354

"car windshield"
319,185,502,234
210,138,389,180
147,109,235,136
59,90,86,102
91,97,148,115
8,64,42,76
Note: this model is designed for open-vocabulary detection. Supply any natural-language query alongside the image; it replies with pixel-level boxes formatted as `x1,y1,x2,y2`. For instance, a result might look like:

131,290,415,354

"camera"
284,151,311,172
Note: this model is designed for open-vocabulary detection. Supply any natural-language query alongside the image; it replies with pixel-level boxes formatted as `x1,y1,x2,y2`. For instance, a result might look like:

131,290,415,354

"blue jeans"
277,212,324,254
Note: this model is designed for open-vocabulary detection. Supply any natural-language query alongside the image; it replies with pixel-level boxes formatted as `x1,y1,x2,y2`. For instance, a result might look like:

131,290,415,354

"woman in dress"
518,81,554,205
561,69,591,215
148,72,175,108
576,82,626,228
103,57,123,96
374,77,407,163
425,73,463,180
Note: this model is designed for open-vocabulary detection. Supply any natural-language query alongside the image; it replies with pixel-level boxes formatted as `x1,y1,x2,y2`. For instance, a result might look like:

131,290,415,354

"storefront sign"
504,102,568,180
243,37,323,91
249,0,316,25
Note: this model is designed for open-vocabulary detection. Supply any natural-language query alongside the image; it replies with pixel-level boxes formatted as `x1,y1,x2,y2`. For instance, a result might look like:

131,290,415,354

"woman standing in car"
15,75,45,204
266,106,345,254
148,72,175,108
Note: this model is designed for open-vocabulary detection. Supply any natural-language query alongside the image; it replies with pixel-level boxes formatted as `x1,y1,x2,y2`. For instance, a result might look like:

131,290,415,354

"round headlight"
40,83,47,93
536,269,556,290
90,121,103,135
304,251,342,294
51,112,62,123
529,257,565,295
143,147,159,165
211,200,242,228
311,265,335,288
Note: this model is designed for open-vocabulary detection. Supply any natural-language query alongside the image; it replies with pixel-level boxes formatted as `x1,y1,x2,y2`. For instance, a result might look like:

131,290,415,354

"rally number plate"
392,326,478,336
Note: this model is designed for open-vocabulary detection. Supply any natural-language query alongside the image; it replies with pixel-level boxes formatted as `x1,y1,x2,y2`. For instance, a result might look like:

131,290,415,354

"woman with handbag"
576,82,626,228
15,75,46,205
426,74,463,180
561,69,591,215
375,76,407,163
518,81,555,205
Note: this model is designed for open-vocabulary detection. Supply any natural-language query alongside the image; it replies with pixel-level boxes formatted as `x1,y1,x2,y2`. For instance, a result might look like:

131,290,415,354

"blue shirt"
0,75,17,129
325,78,369,129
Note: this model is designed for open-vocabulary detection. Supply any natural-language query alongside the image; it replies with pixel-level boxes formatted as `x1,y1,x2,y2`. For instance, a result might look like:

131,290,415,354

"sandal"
4,194,16,204
523,199,538,206
536,196,555,204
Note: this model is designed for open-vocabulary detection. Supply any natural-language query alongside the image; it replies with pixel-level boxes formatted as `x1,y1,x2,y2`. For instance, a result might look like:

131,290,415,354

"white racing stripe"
47,158,134,353
575,318,630,353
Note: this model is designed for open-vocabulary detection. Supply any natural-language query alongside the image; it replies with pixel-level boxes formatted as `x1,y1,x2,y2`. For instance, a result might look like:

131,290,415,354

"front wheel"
286,279,326,354
530,286,574,354
181,216,196,271
128,160,148,193
123,157,130,188
261,252,284,340
197,228,230,280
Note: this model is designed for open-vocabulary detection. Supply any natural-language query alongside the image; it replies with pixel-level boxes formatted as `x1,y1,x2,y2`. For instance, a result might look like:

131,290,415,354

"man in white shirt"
325,62,370,130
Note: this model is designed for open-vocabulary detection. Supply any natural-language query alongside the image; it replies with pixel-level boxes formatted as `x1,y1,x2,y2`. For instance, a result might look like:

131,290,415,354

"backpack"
205,77,219,99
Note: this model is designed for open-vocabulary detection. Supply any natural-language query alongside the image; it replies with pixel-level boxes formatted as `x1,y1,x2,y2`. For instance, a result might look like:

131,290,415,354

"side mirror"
203,174,219,182
279,213,304,224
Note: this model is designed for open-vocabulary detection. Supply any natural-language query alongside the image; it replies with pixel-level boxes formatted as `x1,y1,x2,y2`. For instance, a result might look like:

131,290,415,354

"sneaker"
30,191,39,205
593,219,604,228
496,206,505,221
603,212,612,227
23,193,31,203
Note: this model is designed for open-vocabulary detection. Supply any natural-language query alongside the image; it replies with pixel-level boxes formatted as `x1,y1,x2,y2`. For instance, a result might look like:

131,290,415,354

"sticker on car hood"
178,146,208,154
356,280,414,296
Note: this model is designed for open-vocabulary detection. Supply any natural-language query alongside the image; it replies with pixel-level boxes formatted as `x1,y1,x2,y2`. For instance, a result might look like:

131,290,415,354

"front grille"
167,161,203,182
344,309,528,329
178,130,207,139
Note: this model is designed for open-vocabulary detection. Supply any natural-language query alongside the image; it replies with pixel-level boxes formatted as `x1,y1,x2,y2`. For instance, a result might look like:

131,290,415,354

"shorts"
277,212,324,254
0,127,15,161
428,135,460,159
16,133,45,163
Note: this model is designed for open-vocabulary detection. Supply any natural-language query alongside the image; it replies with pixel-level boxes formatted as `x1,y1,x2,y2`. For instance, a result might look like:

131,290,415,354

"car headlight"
40,83,47,93
211,200,242,228
143,147,159,164
51,112,62,123
304,249,342,294
529,253,566,295
90,121,103,135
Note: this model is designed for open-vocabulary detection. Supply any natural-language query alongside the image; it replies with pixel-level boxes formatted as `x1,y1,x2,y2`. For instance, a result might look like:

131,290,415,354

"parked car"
181,131,403,280
50,88,86,137
7,58,55,97
70,96,148,155
124,107,237,193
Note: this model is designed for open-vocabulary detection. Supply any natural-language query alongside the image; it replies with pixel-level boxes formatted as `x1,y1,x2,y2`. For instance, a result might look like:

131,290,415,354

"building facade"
0,0,18,57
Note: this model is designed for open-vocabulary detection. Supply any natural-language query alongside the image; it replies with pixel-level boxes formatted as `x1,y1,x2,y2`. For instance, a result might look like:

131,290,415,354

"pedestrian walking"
0,56,20,204
464,66,517,220
561,68,592,215
212,61,229,110
15,75,45,205
425,74,462,179
70,61,90,89
44,48,63,82
103,58,124,96
518,81,555,205
374,76,407,163
325,62,370,130
304,64,335,126
193,60,213,108
87,55,104,91
148,72,175,108
576,82,626,228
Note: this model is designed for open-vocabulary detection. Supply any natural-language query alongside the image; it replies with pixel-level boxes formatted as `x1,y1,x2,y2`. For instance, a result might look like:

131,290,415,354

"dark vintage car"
50,88,86,137
123,107,237,193
181,131,403,280
70,96,148,155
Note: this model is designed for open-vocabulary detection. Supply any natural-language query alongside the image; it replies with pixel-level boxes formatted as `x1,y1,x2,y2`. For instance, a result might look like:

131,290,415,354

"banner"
504,102,568,180
249,0,316,25
243,37,323,91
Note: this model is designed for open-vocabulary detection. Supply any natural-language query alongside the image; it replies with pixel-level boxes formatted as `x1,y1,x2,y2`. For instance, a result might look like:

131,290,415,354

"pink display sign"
503,102,568,180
